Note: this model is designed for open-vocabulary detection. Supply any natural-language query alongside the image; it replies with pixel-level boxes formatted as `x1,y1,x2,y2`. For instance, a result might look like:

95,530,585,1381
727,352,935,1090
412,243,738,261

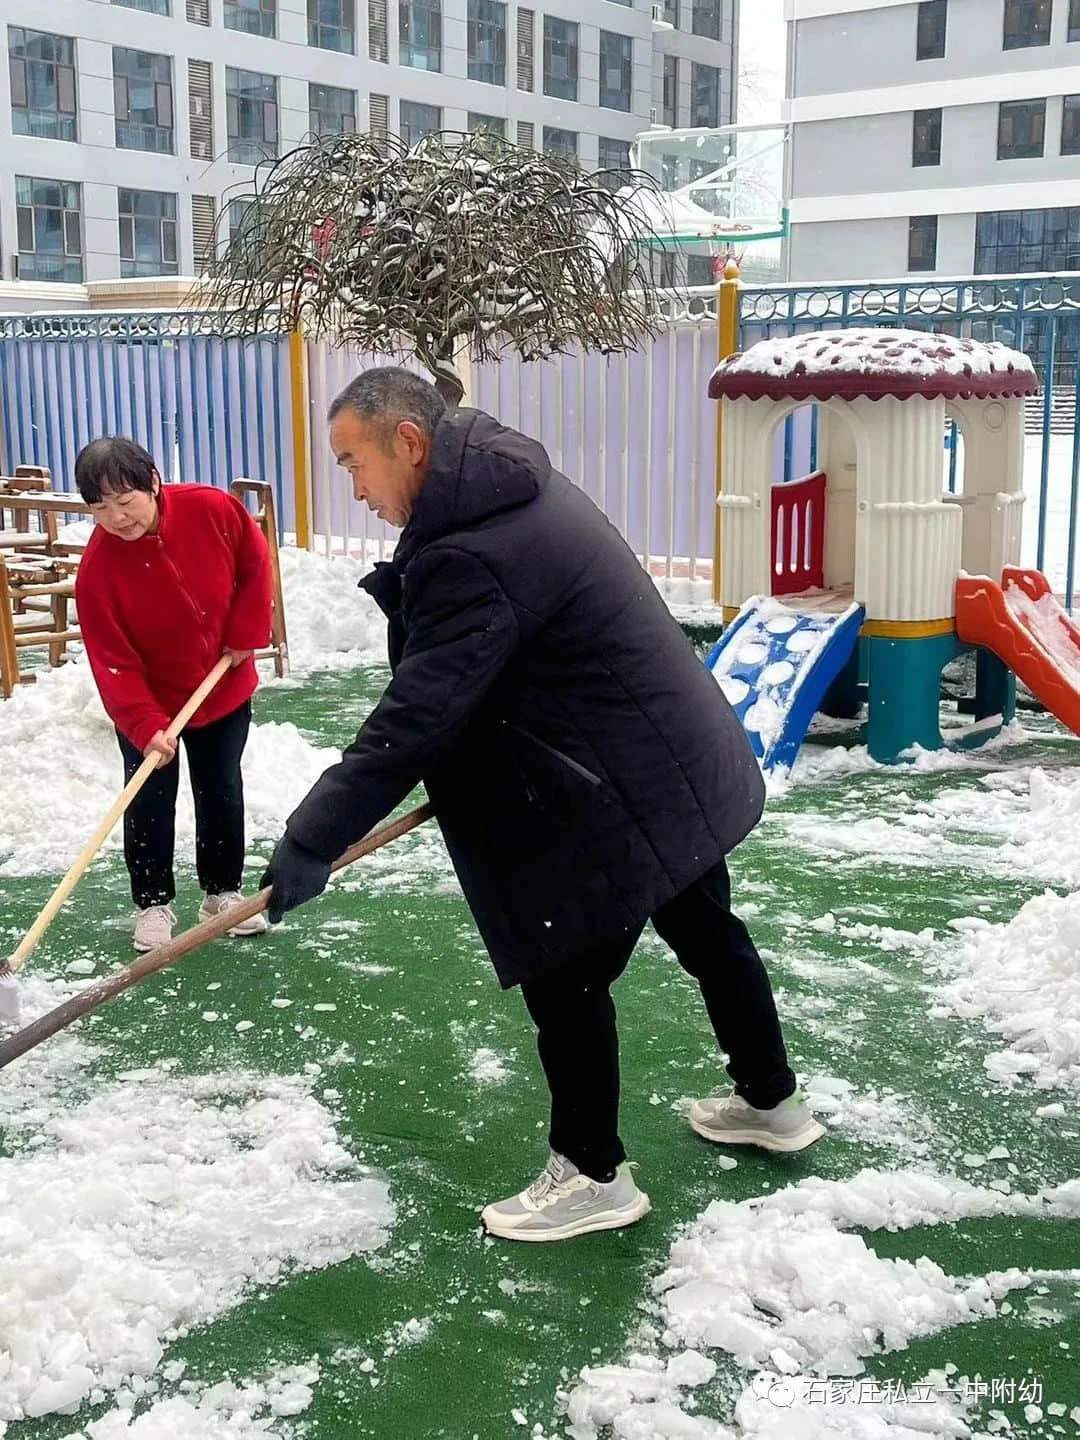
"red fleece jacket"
75,484,273,752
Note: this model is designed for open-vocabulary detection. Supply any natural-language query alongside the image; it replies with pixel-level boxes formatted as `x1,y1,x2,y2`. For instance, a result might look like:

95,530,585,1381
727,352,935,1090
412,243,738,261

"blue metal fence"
737,273,1080,605
0,311,294,536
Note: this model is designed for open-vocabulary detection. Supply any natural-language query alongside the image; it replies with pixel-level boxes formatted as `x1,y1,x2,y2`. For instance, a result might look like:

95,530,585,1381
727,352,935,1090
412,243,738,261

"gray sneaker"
688,1089,826,1153
481,1152,651,1242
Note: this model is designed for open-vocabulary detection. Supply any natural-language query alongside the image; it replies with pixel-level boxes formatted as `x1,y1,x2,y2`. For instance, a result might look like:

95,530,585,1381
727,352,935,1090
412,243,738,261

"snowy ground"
1,549,1078,1440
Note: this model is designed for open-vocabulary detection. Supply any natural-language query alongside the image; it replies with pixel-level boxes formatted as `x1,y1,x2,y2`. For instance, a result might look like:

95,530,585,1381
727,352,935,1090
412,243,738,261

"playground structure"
0,474,291,698
702,326,1078,768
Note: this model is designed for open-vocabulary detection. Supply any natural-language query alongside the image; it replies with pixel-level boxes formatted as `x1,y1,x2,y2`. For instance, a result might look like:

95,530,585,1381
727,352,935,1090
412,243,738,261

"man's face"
88,477,161,540
330,410,428,529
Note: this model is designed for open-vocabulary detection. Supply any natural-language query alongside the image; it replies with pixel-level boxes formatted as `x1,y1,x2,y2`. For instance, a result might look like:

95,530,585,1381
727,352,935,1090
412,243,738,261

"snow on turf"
558,1168,1080,1439
932,890,1080,1093
0,666,339,878
58,1360,320,1439
0,974,393,1431
776,761,1080,889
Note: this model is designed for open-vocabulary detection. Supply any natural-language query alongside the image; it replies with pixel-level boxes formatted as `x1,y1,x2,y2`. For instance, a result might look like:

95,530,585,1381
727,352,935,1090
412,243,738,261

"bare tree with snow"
203,130,665,404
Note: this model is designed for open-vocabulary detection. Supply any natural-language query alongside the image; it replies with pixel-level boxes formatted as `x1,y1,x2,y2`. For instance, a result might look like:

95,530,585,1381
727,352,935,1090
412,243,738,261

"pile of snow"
0,971,393,1431
59,1361,319,1439
934,889,1080,1093
0,667,339,878
559,1168,1080,1439
275,547,387,674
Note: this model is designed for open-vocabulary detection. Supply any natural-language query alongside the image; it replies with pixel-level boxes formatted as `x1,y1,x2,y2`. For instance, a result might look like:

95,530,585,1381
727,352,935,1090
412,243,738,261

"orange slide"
955,566,1080,735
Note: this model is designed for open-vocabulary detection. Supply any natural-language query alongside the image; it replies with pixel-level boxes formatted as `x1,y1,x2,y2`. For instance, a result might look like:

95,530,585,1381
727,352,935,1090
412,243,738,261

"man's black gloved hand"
261,835,333,924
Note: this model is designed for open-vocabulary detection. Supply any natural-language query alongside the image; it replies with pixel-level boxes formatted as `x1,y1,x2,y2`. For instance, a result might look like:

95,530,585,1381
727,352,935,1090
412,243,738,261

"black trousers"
520,859,796,1181
117,702,251,910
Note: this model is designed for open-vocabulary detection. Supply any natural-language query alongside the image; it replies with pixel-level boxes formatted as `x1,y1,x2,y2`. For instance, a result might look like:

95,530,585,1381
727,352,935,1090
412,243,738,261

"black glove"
261,835,332,924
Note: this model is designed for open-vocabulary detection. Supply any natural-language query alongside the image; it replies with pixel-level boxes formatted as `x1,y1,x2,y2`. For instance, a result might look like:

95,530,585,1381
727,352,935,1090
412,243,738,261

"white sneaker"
688,1089,826,1153
481,1152,651,1242
133,904,177,953
199,890,269,938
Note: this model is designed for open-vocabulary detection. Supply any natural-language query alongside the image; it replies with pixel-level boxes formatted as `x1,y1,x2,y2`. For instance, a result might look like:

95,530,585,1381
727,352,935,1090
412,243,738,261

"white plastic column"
854,394,962,622
817,404,857,590
947,397,1026,578
717,398,772,609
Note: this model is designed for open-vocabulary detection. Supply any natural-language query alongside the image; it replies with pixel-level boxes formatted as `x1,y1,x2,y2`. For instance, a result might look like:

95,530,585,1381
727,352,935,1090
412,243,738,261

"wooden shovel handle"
5,656,233,975
0,802,433,1070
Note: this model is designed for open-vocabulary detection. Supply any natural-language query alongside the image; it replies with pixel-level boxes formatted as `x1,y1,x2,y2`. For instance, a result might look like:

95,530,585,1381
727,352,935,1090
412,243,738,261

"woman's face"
88,475,161,541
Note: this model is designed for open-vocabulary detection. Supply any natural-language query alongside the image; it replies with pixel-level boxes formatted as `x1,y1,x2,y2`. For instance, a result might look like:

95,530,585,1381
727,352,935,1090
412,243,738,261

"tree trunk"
432,340,465,408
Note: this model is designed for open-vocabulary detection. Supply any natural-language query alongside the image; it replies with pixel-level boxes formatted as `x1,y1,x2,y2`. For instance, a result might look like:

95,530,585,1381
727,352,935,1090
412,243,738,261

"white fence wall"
305,322,809,579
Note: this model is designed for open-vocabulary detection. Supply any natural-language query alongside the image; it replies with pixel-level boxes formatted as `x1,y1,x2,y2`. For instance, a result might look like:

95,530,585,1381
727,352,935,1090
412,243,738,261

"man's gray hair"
328,367,447,443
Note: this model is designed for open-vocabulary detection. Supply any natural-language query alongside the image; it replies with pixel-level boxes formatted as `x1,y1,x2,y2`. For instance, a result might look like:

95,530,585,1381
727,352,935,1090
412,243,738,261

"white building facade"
1,0,737,284
785,0,1080,282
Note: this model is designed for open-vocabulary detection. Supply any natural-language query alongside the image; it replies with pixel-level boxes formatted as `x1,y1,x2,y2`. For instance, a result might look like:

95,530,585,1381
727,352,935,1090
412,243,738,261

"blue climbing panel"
705,598,865,772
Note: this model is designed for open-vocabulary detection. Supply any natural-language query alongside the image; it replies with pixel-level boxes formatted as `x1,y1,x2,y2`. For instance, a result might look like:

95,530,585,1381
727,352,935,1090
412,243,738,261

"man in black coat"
264,367,823,1242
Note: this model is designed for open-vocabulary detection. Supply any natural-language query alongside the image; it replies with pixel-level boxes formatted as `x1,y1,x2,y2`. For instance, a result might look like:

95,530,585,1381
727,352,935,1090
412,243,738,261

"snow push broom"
0,656,232,1028
0,802,433,1070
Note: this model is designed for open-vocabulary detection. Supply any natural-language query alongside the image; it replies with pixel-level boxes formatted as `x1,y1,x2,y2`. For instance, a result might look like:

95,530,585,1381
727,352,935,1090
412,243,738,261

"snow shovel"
0,655,233,1026
0,801,433,1069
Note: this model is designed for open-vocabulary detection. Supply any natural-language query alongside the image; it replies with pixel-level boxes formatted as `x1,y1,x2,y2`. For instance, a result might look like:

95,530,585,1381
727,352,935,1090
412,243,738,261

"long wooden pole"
0,803,434,1069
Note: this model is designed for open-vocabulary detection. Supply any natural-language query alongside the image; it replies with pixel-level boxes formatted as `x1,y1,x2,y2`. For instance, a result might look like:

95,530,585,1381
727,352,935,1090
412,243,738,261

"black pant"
117,702,251,910
520,859,796,1181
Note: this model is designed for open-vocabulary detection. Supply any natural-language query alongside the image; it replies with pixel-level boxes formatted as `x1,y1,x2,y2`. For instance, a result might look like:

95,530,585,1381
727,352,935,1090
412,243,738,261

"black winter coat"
286,408,765,986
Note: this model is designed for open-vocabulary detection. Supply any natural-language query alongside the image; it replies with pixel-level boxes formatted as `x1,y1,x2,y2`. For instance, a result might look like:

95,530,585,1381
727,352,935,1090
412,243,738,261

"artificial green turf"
2,669,1078,1439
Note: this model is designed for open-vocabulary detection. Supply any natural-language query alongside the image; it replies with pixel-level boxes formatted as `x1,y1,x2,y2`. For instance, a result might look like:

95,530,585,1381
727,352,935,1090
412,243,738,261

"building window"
691,62,721,128
598,31,632,113
916,0,947,59
400,0,441,69
908,214,938,271
1062,95,1080,153
1003,0,1052,48
309,0,355,52
543,16,577,102
543,125,577,160
9,29,77,143
1071,0,1080,39
998,97,1046,158
114,49,174,154
400,98,440,144
912,107,942,166
687,254,715,286
597,136,631,189
111,0,169,12
119,189,178,278
309,82,356,136
468,111,506,136
468,0,505,85
226,68,278,165
15,176,82,283
225,0,276,36
692,0,722,39
976,207,1080,272
662,54,678,128
655,250,676,287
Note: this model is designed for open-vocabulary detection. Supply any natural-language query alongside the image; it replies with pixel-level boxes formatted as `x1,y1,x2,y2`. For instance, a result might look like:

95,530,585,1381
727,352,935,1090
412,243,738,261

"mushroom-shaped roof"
709,328,1038,403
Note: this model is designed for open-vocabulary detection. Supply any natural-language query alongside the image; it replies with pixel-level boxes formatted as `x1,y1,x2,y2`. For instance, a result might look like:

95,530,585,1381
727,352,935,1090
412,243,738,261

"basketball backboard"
629,123,790,250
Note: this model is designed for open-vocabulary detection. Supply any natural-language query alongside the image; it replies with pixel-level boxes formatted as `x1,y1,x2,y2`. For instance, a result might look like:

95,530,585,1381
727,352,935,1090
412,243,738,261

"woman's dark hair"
74,437,159,504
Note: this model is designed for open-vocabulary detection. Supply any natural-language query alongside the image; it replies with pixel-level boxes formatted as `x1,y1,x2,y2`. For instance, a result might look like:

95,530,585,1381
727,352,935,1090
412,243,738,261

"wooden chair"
230,479,290,679
0,467,58,560
0,555,80,698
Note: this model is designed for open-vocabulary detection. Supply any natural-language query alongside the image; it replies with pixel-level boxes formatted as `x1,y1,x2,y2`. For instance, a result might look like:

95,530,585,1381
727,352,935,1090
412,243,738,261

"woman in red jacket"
74,436,274,953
